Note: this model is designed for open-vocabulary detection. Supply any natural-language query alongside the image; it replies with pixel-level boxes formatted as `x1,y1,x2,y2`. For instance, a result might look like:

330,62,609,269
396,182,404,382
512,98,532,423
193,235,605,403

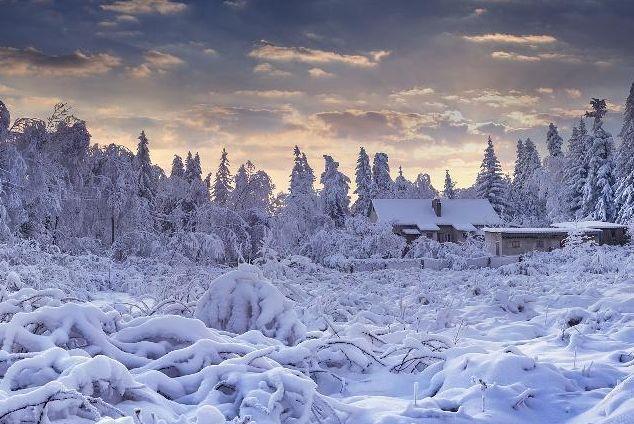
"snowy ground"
0,242,633,423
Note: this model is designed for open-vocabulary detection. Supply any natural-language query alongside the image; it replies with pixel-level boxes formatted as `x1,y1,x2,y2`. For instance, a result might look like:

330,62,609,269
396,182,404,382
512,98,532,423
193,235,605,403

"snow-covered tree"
475,137,507,215
135,131,156,204
352,147,373,215
582,99,616,221
289,146,315,197
615,83,634,223
413,173,438,198
546,123,564,157
0,99,9,136
393,166,413,198
372,152,393,198
211,148,232,205
443,170,456,199
543,124,568,221
564,119,590,218
171,155,185,178
320,155,350,226
510,138,545,224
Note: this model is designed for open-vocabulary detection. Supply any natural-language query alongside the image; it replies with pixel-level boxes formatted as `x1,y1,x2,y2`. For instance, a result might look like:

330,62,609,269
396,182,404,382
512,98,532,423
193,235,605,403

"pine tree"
171,155,184,178
0,100,9,135
289,146,315,197
413,173,437,198
372,152,392,197
352,147,373,214
582,99,616,221
615,83,634,223
393,166,413,198
543,124,568,221
320,155,350,226
475,137,507,215
135,131,156,203
443,170,456,199
211,148,232,205
546,123,563,157
565,119,590,218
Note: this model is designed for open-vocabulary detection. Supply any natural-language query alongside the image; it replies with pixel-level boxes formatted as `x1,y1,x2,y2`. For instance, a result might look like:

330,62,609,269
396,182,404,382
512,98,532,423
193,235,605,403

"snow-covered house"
551,221,629,245
369,198,503,242
482,227,601,256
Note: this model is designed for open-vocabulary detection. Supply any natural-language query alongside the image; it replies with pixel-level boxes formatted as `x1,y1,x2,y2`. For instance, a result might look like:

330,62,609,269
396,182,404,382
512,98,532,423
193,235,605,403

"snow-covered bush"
194,264,306,345
302,216,405,267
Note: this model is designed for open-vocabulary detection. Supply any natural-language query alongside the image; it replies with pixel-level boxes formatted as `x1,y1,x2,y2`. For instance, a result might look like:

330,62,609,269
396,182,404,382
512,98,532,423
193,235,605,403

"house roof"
483,227,601,236
551,221,627,230
371,198,503,232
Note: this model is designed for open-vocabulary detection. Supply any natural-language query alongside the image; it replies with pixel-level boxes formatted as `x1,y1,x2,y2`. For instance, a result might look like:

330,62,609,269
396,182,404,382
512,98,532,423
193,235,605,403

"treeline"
0,82,632,264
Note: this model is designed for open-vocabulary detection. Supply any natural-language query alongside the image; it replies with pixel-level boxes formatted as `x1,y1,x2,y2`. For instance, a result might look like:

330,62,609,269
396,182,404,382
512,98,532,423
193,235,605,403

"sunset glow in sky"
1,0,633,190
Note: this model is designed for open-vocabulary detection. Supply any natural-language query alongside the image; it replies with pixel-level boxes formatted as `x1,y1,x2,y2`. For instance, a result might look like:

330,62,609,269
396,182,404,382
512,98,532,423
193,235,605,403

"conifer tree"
211,148,232,205
393,166,413,198
475,137,507,215
582,99,616,221
443,170,456,199
135,130,156,203
615,83,634,222
352,147,373,214
320,155,350,226
546,123,563,157
372,152,392,197
171,155,184,178
565,119,590,218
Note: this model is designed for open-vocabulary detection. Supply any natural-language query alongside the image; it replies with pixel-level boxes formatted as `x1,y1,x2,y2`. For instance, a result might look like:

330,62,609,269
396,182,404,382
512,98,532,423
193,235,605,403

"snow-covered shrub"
167,231,224,264
302,216,405,267
194,264,306,345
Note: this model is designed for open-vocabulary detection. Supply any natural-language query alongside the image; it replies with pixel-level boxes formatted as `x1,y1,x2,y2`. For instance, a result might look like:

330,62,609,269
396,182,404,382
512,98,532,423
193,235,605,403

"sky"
0,0,633,191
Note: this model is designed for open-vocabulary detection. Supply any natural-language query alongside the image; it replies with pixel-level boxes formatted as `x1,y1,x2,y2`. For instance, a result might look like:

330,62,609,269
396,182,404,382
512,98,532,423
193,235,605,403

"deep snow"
0,241,632,423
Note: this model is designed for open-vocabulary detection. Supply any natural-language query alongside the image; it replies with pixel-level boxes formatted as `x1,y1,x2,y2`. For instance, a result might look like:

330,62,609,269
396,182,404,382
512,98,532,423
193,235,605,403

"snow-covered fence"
347,255,520,272
349,258,423,272
489,255,521,267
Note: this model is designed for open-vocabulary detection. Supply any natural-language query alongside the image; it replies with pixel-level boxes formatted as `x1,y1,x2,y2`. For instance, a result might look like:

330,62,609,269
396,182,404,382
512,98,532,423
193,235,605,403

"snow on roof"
483,227,601,235
551,221,627,230
401,228,422,235
371,198,502,232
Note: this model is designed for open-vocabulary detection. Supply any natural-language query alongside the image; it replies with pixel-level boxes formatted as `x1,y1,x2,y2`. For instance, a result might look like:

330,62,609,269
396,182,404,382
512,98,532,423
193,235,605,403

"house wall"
597,227,628,245
437,225,469,243
485,232,566,256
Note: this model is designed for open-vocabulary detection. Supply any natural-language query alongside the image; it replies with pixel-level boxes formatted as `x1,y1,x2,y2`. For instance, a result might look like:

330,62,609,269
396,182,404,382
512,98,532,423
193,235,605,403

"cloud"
491,51,540,62
491,51,582,63
314,109,471,144
128,50,184,77
248,41,389,68
0,46,121,77
143,50,184,68
389,86,435,103
252,62,292,77
507,111,550,128
234,90,304,99
565,88,582,98
308,67,335,78
537,87,554,94
462,89,539,108
463,33,557,45
101,0,187,15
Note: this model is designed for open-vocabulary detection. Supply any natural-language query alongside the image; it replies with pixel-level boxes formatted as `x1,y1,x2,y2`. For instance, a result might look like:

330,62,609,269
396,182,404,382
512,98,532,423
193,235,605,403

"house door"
495,242,500,256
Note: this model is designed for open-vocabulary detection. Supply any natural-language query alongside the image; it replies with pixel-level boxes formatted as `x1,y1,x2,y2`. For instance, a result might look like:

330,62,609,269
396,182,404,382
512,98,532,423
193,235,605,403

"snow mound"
195,264,306,345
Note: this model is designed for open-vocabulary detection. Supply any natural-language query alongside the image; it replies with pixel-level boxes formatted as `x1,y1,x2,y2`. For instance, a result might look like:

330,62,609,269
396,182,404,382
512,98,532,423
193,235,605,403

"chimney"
432,198,441,217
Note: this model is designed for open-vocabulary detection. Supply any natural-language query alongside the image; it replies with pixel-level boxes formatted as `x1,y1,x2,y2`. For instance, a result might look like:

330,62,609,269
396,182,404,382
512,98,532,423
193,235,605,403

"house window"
511,240,520,248
611,230,616,237
441,233,452,242
536,240,544,248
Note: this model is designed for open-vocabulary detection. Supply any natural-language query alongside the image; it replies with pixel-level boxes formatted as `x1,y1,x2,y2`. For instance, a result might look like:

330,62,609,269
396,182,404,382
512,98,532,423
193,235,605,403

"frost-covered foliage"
3,86,634,268
194,264,306,345
1,238,634,422
302,216,406,267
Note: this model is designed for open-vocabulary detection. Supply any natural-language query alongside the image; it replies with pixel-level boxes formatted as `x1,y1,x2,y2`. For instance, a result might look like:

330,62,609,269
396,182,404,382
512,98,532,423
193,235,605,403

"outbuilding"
483,227,601,256
551,221,629,245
